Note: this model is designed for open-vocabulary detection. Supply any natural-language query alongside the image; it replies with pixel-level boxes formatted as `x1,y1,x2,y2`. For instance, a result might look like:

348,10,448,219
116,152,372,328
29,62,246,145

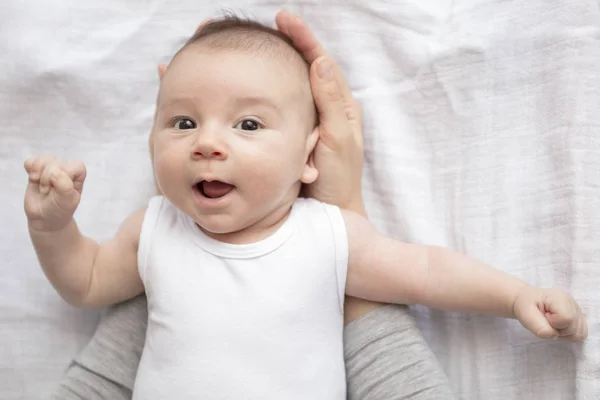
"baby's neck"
200,200,296,245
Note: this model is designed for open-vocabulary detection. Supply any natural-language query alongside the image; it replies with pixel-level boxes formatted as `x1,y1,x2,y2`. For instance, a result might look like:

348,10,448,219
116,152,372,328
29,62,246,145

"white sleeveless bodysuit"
132,196,349,400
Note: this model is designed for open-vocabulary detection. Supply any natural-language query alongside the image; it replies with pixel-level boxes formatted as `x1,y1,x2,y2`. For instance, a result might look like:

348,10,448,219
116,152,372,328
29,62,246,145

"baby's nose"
191,137,228,160
190,127,229,160
193,150,226,159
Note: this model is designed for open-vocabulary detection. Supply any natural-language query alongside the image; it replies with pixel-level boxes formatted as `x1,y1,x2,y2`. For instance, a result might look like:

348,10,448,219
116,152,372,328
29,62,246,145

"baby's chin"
195,220,235,235
194,219,254,244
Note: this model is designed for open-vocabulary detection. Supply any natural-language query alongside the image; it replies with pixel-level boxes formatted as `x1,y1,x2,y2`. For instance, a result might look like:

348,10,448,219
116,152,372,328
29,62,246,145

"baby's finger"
548,312,578,337
62,159,87,194
30,154,56,181
39,161,62,195
576,316,589,341
543,290,578,330
24,157,37,175
560,316,588,342
50,168,74,195
518,304,560,339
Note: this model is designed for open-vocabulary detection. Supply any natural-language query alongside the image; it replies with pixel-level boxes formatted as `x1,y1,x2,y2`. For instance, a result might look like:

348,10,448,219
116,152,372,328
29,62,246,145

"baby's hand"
24,155,86,232
512,286,587,342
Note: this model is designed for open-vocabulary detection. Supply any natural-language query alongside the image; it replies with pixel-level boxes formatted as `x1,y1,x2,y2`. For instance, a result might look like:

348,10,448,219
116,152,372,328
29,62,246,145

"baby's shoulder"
292,198,344,233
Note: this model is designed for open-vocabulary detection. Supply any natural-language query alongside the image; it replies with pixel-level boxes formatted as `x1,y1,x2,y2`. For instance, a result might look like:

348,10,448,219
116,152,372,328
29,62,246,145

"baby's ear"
300,127,319,184
158,64,168,79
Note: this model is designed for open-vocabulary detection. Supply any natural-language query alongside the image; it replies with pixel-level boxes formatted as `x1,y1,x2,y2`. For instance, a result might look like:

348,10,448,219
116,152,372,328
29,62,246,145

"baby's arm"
24,155,144,308
343,210,588,341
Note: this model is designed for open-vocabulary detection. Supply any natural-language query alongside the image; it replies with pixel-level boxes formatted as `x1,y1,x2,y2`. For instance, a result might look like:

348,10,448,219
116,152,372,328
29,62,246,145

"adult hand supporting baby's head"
276,11,366,216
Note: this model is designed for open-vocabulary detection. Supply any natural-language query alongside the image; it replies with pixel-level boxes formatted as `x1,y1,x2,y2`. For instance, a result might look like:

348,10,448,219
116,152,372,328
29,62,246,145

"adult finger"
275,11,355,110
276,10,325,64
310,56,348,150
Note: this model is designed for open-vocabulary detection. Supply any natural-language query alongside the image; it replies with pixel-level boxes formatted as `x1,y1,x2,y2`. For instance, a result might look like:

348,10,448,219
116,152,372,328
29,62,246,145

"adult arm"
345,305,455,400
53,296,147,399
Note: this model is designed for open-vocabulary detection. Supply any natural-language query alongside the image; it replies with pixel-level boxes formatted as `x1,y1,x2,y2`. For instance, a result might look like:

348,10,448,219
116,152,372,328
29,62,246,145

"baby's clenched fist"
513,285,587,342
24,155,86,232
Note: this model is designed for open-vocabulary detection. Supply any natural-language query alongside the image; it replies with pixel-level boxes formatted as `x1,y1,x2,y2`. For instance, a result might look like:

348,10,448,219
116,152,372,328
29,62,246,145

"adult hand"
276,10,366,216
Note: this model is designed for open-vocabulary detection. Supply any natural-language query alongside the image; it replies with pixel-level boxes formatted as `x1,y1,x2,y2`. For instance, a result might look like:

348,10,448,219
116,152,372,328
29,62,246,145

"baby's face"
151,45,317,241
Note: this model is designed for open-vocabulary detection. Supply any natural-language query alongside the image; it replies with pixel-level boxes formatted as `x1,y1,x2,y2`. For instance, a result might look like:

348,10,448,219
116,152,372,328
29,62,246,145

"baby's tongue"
202,181,234,199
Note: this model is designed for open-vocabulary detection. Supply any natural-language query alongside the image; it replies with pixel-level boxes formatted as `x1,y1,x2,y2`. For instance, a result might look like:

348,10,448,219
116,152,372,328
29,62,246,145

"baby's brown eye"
174,118,196,130
234,119,260,131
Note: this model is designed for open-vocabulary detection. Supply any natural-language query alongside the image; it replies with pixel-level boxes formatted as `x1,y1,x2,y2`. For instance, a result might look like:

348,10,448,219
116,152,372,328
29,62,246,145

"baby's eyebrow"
159,98,196,110
234,95,282,115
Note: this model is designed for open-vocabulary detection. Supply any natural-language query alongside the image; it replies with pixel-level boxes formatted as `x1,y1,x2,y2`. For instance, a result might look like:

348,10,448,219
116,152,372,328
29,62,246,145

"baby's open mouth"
196,180,235,199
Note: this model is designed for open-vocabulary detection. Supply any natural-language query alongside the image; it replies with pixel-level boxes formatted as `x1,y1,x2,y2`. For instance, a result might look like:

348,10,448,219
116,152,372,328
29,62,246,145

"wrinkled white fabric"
1,0,598,399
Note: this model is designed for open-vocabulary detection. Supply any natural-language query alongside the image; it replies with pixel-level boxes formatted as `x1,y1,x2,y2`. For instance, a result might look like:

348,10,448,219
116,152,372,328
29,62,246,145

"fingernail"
317,58,333,81
294,14,303,23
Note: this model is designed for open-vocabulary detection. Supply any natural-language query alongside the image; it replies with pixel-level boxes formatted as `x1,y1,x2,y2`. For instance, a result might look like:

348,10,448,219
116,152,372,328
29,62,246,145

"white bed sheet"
1,0,598,399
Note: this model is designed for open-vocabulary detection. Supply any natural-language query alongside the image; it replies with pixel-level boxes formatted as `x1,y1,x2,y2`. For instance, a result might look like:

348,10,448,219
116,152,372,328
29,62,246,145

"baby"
24,16,587,400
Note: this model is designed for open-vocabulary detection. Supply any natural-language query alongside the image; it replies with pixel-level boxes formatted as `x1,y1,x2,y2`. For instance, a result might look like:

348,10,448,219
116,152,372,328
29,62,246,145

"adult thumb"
310,56,347,149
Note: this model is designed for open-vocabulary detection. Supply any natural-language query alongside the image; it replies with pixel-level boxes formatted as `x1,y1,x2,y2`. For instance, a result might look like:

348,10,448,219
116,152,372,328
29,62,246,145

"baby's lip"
201,178,229,184
195,180,235,199
193,176,232,185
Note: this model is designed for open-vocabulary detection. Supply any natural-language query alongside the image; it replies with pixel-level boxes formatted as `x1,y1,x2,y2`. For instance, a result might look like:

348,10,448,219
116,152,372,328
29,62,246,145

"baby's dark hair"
191,15,300,56
178,14,309,71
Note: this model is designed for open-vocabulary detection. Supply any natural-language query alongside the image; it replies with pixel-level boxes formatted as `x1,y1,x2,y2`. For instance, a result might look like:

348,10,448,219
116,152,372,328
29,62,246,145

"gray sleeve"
53,299,453,399
52,295,148,400
344,305,456,400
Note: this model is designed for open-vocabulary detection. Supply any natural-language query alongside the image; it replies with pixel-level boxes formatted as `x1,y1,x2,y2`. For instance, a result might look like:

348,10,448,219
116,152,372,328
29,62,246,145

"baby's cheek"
154,156,182,191
238,144,303,191
241,162,284,199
